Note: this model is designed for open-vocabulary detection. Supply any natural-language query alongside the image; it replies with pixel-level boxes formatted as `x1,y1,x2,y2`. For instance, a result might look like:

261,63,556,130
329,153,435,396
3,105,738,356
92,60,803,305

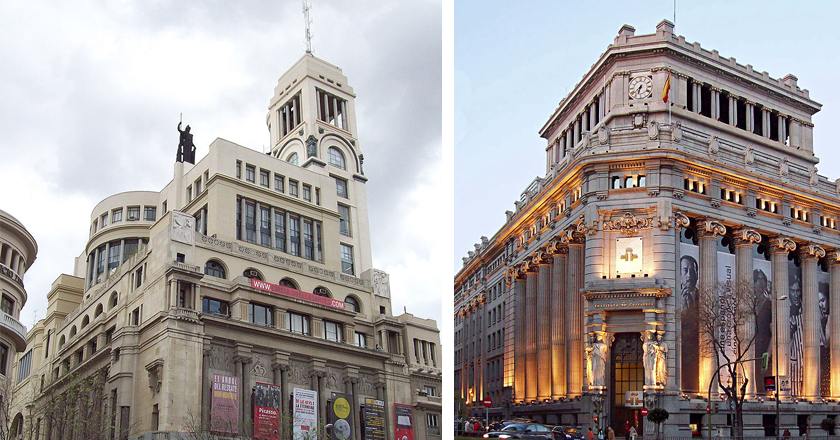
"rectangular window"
316,88,348,130
144,207,156,222
16,349,31,383
355,332,366,348
195,178,202,195
303,219,314,260
126,206,140,221
315,223,322,262
338,204,352,236
324,321,342,342
286,312,310,335
246,165,256,183
245,202,256,243
424,386,437,397
108,243,121,269
279,93,302,137
289,180,299,197
101,213,108,227
427,414,439,431
260,170,269,187
131,307,141,325
275,175,284,193
303,184,311,202
249,303,273,326
1,295,14,315
236,160,242,179
194,209,203,233
236,198,242,241
260,206,271,247
123,239,138,262
274,210,286,252
162,201,167,214
340,244,354,275
202,298,230,317
289,217,301,256
187,185,192,202
335,177,348,198
112,208,123,223
97,247,106,275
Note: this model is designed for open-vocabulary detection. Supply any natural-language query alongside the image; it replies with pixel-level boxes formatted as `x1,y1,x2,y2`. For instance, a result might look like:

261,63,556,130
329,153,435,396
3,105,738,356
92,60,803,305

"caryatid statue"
586,333,608,387
643,332,668,387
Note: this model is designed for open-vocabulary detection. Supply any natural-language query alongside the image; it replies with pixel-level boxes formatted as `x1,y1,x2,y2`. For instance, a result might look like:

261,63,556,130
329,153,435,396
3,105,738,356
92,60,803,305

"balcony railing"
0,310,27,350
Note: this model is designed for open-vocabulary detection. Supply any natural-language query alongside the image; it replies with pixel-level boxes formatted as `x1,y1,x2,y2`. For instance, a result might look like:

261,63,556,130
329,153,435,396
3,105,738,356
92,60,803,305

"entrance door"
610,333,644,437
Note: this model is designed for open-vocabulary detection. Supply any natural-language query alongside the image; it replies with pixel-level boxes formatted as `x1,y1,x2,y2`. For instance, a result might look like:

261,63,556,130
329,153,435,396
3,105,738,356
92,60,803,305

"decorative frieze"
602,212,655,236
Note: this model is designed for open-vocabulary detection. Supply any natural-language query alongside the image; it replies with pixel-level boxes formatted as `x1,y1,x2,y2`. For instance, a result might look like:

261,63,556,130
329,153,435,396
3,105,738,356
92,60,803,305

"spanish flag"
661,69,671,103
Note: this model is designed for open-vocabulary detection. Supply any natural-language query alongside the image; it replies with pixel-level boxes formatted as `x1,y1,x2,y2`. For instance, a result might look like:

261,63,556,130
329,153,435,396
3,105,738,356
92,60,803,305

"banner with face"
679,243,700,392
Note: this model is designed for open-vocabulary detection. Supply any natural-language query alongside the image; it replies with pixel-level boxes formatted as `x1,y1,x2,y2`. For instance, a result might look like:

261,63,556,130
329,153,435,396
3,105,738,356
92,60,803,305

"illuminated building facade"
455,21,840,436
10,53,442,440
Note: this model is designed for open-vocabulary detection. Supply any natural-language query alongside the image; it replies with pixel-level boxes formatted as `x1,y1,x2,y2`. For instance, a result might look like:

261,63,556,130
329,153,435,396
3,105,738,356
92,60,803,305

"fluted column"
536,255,552,400
564,231,586,397
573,118,581,145
581,109,589,133
734,228,761,397
762,108,770,137
524,266,539,402
800,243,825,399
770,236,796,399
728,95,738,126
513,271,527,402
552,246,569,398
697,218,726,394
829,252,840,399
778,115,787,144
745,101,755,133
691,81,701,113
710,88,720,120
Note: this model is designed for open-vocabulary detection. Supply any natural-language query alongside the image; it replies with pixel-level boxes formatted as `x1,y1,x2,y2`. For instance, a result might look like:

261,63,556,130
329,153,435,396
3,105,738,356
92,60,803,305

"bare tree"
684,279,760,439
35,368,113,440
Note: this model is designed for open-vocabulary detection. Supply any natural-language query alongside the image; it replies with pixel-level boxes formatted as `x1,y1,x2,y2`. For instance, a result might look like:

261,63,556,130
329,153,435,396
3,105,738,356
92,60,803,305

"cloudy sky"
456,1,840,275
0,1,443,327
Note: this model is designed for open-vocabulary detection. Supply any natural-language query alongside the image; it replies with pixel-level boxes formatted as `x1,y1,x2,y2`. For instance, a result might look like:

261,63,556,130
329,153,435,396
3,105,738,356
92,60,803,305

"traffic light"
762,352,769,370
594,415,599,423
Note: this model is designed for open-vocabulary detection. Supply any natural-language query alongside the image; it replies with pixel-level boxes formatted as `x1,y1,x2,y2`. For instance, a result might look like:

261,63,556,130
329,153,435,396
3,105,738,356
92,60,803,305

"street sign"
779,375,791,392
640,407,649,417
482,397,493,408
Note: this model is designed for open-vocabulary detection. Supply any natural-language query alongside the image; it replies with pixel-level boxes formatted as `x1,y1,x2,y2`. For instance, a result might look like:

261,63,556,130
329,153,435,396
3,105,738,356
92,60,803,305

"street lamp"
775,294,788,440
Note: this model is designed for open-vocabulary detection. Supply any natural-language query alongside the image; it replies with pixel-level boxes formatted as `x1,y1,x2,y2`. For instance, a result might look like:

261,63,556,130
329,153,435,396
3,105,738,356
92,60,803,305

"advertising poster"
293,388,318,440
393,403,414,440
329,392,353,440
211,374,240,434
363,398,386,440
717,251,736,392
254,382,281,440
788,263,803,396
753,258,773,393
819,269,830,396
679,242,700,392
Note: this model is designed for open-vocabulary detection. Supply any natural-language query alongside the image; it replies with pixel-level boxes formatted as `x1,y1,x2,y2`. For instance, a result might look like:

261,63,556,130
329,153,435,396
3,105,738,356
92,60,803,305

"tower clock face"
629,76,653,100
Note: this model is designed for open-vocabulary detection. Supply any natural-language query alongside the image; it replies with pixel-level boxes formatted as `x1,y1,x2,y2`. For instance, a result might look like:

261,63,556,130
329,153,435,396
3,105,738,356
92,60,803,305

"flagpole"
668,67,672,126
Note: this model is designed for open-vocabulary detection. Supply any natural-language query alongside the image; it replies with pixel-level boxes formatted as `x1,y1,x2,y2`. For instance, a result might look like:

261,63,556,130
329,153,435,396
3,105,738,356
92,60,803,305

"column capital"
744,100,756,106
769,235,797,254
709,86,722,93
696,218,726,239
673,210,690,230
733,227,762,246
560,229,586,245
827,251,840,266
728,94,739,101
798,243,826,260
271,362,291,372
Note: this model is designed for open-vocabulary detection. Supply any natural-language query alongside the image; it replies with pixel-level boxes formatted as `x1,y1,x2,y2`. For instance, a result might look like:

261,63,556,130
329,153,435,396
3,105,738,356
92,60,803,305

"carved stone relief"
252,354,269,379
289,360,311,387
359,375,375,396
207,345,235,372
325,367,343,392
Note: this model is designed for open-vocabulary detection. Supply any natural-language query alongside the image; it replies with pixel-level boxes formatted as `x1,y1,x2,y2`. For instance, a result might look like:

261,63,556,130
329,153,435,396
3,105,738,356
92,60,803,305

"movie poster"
679,243,700,392
293,388,318,440
363,398,386,440
211,374,240,434
393,403,414,440
753,258,773,393
819,269,830,396
788,263,803,396
254,382,281,440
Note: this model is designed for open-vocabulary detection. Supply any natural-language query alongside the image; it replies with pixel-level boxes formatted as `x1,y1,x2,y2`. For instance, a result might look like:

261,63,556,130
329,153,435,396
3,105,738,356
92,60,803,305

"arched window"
81,315,90,328
344,296,360,313
109,292,118,309
204,260,226,279
313,287,330,297
70,326,77,337
59,335,65,348
328,147,346,170
95,304,103,317
279,278,298,289
287,153,299,166
243,268,263,280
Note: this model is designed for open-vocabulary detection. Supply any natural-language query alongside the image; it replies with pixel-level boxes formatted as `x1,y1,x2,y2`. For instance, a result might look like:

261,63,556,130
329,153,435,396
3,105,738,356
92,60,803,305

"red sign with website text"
394,403,415,440
251,279,346,310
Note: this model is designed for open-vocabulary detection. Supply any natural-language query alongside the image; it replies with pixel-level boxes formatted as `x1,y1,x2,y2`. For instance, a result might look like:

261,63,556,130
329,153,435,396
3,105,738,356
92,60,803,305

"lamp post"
775,294,788,440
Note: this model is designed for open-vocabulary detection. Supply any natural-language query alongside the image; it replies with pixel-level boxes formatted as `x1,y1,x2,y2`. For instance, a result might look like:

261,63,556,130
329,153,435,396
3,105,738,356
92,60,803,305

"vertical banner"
754,258,773,393
293,388,318,440
363,398,386,440
254,382,281,440
819,270,830,396
329,392,353,440
788,263,803,396
717,251,736,392
211,374,240,434
679,243,700,391
393,403,414,440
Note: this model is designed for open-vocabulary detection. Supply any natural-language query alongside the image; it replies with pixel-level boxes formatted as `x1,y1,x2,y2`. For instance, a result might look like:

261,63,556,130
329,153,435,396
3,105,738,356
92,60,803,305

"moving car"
552,426,585,440
483,422,557,439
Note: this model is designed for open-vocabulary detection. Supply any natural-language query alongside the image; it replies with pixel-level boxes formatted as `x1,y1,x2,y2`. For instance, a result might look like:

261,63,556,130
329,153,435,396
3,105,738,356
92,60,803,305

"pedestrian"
466,419,473,433
589,427,595,440
783,429,791,439
624,421,632,440
629,426,637,440
608,427,616,440
474,420,481,432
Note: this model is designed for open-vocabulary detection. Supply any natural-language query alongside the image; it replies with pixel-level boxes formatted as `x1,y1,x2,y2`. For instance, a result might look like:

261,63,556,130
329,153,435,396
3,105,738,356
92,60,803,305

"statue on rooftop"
177,122,196,164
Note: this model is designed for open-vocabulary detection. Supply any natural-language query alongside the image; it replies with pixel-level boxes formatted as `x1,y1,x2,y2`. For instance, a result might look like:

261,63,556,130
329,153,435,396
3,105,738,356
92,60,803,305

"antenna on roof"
303,0,313,54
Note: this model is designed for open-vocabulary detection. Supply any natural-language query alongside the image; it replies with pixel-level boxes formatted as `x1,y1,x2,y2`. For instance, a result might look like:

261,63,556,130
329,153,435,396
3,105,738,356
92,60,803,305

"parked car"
483,422,558,439
552,426,585,440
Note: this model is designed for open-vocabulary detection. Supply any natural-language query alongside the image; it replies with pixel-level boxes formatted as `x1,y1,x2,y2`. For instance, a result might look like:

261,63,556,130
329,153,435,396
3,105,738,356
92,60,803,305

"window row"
317,88,348,131
87,239,148,286
611,174,646,190
236,197,324,262
236,161,321,205
187,170,211,203
278,92,302,138
93,206,157,234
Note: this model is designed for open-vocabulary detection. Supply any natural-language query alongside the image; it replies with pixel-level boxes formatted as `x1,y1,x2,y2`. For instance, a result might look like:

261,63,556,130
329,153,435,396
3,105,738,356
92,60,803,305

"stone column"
574,118,581,146
697,218,725,394
829,252,840,399
271,362,290,415
745,101,755,133
344,376,360,440
589,102,597,128
513,271,527,402
691,81,700,113
240,197,247,240
581,109,589,133
734,228,761,397
710,88,720,120
762,108,770,137
237,356,253,427
552,246,569,398
729,95,738,126
524,265,538,402
564,231,586,397
770,236,796,399
778,115,787,144
202,348,211,430
536,254,552,400
800,243,825,399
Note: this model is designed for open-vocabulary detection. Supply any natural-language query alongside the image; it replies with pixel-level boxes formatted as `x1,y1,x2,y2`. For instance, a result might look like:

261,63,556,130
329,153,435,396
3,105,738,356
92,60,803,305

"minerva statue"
586,333,607,387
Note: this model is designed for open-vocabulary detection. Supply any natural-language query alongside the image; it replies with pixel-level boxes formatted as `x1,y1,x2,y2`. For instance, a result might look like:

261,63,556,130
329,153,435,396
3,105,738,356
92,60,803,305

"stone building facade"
455,21,840,437
10,53,441,440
